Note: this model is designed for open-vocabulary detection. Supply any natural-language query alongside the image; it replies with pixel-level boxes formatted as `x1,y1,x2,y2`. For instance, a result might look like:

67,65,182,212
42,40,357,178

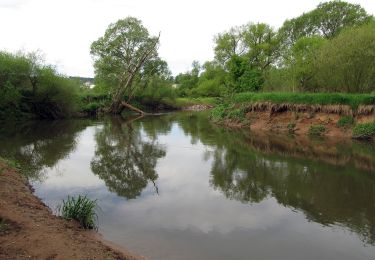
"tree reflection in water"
90,116,166,199
0,120,89,181
172,112,375,245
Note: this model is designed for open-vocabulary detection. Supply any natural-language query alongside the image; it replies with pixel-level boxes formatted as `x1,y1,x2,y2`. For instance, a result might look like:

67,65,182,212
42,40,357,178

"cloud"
0,0,26,9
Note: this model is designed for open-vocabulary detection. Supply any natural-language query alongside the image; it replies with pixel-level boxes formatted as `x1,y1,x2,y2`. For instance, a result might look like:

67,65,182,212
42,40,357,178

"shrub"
337,116,355,128
352,122,375,139
59,195,98,230
211,104,230,121
308,124,326,136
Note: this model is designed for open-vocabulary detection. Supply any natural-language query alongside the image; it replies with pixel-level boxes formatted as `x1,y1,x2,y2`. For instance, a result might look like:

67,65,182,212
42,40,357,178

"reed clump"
59,195,98,230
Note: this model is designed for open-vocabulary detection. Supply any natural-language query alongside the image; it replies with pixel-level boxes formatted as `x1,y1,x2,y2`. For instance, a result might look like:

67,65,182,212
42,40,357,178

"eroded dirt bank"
227,102,375,139
0,161,142,260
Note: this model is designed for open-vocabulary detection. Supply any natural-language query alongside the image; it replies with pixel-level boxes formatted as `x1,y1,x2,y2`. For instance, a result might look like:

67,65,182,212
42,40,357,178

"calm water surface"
1,112,375,260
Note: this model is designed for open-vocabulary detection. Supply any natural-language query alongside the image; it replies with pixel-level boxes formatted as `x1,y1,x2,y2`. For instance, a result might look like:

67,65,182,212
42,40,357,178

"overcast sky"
0,0,374,77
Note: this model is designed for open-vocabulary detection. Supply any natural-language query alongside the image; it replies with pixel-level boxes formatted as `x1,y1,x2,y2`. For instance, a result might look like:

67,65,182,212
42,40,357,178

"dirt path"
0,161,142,260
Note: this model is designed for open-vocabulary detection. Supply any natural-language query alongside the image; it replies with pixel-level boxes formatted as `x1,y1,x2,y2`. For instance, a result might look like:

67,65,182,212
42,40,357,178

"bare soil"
0,162,142,260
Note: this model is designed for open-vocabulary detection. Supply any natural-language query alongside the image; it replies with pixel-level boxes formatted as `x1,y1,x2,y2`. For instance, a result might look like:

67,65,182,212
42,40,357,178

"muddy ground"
0,161,142,260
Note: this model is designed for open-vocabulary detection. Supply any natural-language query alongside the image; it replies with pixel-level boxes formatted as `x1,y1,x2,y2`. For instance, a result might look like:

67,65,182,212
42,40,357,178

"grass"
308,124,326,136
170,97,220,108
233,92,375,109
58,195,98,230
0,218,6,232
337,116,355,129
0,157,21,175
352,122,375,139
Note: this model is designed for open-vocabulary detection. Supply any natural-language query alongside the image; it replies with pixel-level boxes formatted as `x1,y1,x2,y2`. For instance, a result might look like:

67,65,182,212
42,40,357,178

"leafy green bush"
59,195,98,230
308,124,326,136
352,122,375,139
0,51,80,120
211,104,230,121
337,116,355,128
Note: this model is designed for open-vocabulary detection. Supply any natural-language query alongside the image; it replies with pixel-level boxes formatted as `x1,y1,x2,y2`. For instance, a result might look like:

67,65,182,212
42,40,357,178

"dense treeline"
0,51,80,120
175,0,375,96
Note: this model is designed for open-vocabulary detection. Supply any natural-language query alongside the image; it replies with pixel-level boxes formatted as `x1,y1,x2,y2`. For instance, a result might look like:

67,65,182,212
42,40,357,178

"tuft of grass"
0,218,7,233
352,122,375,139
233,92,375,110
308,124,326,136
337,116,355,129
211,103,248,123
58,195,98,230
0,157,21,175
287,123,296,133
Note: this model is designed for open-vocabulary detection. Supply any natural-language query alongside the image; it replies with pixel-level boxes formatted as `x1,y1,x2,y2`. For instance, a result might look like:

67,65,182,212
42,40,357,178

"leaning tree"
90,17,160,114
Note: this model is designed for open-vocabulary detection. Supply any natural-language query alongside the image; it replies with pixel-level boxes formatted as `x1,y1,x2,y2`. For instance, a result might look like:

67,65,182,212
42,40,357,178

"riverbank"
211,92,375,140
0,160,142,260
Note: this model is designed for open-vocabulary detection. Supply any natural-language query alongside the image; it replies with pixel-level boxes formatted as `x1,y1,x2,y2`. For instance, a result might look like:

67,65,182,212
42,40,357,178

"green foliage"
211,104,247,123
279,0,372,47
211,104,230,121
0,51,80,120
90,17,161,109
227,55,264,92
288,36,327,91
59,195,98,230
352,122,375,139
337,116,355,128
170,97,219,108
316,22,375,93
308,124,326,136
233,92,375,109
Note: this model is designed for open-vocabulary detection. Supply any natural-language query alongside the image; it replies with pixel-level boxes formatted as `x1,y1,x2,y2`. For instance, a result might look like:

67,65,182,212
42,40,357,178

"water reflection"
171,112,375,245
1,113,375,259
0,120,90,180
91,116,166,199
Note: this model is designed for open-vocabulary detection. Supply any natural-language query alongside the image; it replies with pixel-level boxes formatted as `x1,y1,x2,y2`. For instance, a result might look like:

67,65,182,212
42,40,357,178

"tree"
289,36,326,92
279,0,372,48
316,22,375,93
90,17,160,114
214,26,246,66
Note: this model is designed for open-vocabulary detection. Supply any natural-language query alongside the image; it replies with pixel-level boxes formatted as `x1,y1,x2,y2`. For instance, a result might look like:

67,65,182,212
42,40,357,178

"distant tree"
316,22,375,93
289,36,326,92
279,0,372,48
196,61,227,97
175,61,201,96
214,26,246,66
227,55,264,93
90,17,160,114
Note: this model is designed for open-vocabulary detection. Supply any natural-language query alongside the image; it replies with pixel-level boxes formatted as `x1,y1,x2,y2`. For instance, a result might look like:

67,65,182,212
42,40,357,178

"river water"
1,112,375,259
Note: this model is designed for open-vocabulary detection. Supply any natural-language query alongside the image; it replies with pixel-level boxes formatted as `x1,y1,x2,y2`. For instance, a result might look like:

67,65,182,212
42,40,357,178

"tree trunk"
107,100,145,115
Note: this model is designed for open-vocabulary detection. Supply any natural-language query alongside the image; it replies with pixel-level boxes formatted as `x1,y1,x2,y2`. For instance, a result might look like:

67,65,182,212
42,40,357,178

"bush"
337,116,355,128
211,104,230,121
352,122,375,139
59,195,98,230
308,124,326,136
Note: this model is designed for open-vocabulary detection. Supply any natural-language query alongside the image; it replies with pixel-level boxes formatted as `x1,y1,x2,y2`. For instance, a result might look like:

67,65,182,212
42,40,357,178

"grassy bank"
211,92,375,139
233,92,375,109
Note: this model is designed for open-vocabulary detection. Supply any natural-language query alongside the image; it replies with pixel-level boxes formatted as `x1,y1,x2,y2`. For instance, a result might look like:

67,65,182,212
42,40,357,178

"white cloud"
0,0,374,77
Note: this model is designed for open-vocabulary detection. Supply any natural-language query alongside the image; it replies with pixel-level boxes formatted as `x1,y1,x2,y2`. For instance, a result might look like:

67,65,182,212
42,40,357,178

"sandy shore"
0,161,143,260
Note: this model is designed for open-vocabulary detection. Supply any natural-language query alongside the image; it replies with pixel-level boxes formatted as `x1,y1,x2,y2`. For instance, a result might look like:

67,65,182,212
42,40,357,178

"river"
0,112,374,259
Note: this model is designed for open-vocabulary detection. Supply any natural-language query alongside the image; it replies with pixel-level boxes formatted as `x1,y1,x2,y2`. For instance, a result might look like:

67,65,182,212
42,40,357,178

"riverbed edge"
0,160,143,260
